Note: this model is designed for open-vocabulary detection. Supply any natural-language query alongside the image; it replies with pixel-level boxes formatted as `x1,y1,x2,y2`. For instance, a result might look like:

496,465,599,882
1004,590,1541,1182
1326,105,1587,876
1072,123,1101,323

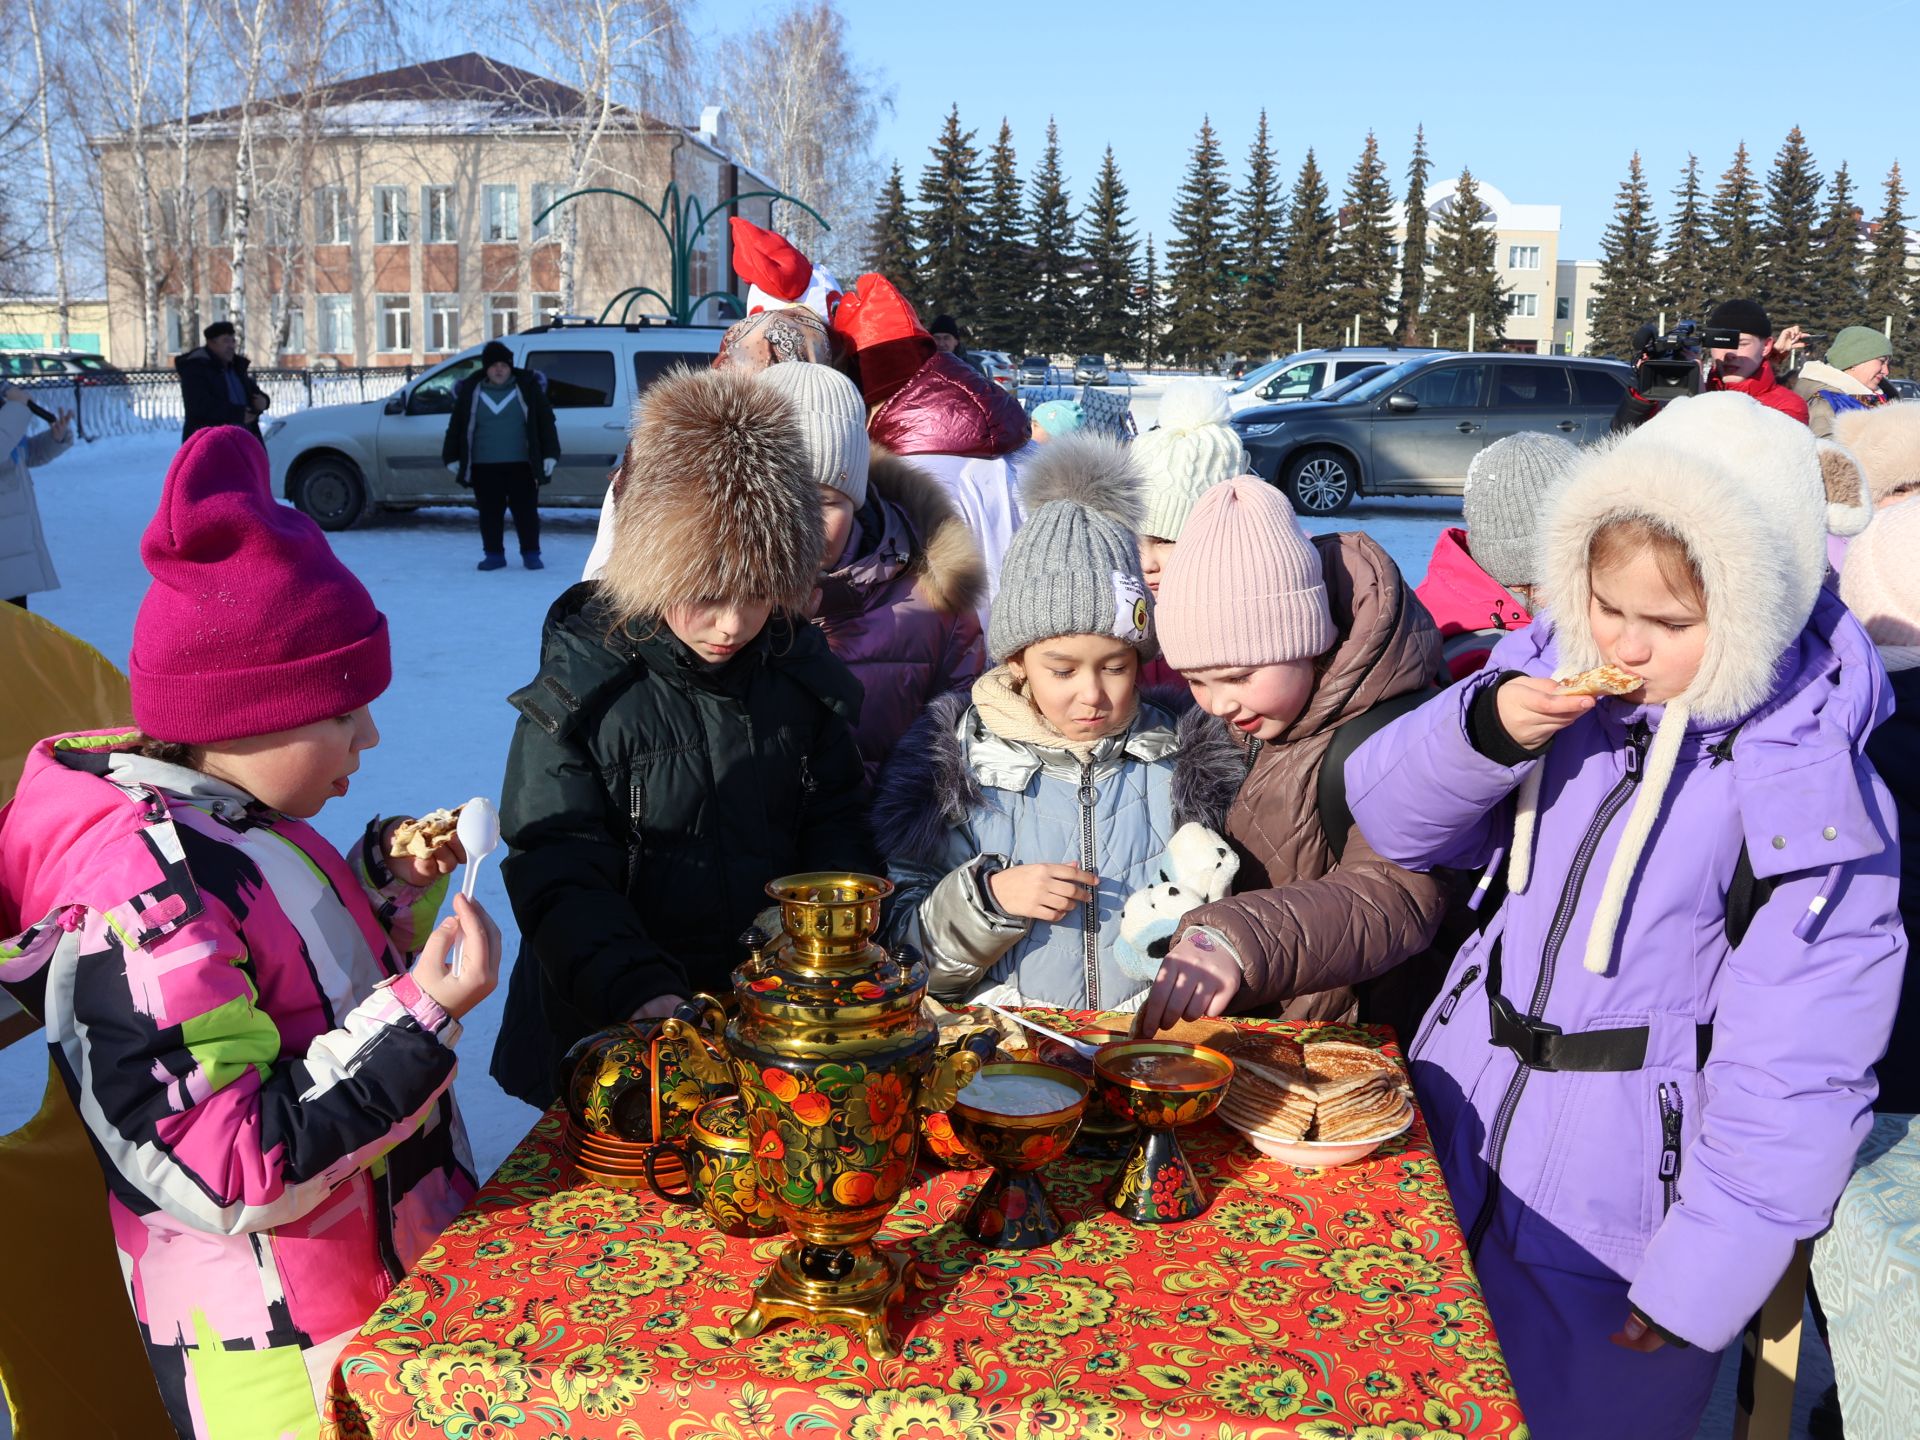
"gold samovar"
662,873,979,1356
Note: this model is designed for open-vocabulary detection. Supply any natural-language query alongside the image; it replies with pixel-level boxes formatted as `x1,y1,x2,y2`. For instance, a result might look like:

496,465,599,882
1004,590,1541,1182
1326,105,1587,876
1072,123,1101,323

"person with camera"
1793,325,1893,437
1612,299,1810,431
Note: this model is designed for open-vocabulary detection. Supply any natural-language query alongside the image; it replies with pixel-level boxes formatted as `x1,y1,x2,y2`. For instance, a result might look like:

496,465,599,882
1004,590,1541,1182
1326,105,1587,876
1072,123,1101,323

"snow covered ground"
0,426,1829,1439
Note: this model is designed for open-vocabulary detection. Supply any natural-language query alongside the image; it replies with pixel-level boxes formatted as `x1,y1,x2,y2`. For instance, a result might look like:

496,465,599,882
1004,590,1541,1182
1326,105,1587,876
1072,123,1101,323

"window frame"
1508,292,1540,319
315,187,351,245
484,184,520,243
522,347,617,409
1507,244,1542,270
531,182,562,242
376,294,412,355
488,294,521,338
422,185,456,243
317,295,354,354
282,304,306,355
374,186,411,245
426,293,459,353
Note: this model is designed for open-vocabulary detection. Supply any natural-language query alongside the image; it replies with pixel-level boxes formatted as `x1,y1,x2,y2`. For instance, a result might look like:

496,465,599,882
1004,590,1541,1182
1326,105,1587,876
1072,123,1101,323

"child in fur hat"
1342,392,1901,1439
0,428,497,1438
491,367,880,1108
757,364,987,784
872,433,1221,1011
1132,477,1450,1043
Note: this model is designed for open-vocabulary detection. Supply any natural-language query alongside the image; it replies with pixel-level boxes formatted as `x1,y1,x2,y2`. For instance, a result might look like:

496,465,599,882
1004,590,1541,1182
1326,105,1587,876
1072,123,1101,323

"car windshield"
1314,365,1391,401
1337,360,1426,403
1230,357,1291,394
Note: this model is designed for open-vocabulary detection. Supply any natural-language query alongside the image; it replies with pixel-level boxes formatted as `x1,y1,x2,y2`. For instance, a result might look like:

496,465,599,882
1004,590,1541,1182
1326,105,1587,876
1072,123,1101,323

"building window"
374,186,411,244
164,298,185,353
377,295,411,353
489,294,520,337
484,185,519,242
1555,296,1571,321
1508,293,1539,318
283,304,306,354
533,293,561,325
427,294,459,352
1585,297,1600,321
532,183,563,241
207,294,232,325
315,187,351,245
423,186,455,243
262,193,297,247
205,187,231,244
1386,240,1401,263
1508,245,1541,270
318,295,353,354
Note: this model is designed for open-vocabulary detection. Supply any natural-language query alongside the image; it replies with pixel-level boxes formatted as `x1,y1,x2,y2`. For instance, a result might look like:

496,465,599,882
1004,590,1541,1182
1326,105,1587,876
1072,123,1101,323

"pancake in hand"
390,807,462,862
1556,664,1645,698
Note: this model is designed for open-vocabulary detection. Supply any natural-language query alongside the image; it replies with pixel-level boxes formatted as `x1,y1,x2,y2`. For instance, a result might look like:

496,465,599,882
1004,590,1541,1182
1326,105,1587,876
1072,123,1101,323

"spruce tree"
1706,142,1761,304
865,162,918,290
1026,119,1079,357
1162,116,1235,367
1810,162,1865,337
1397,124,1432,344
1079,146,1139,364
1588,154,1661,360
1425,168,1508,348
974,120,1028,356
915,105,987,327
1230,109,1284,361
1863,162,1915,370
1757,126,1824,330
1333,130,1398,347
1275,149,1338,352
1140,232,1163,369
1659,154,1714,326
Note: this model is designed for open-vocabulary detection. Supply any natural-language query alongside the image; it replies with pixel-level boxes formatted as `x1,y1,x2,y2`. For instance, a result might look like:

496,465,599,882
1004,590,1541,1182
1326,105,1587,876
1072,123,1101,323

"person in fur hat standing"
873,433,1220,1012
1339,392,1902,1438
755,364,987,783
490,367,879,1108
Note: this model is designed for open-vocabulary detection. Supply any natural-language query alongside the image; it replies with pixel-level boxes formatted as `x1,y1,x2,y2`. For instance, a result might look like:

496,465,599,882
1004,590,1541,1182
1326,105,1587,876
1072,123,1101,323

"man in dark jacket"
442,339,562,571
175,320,270,441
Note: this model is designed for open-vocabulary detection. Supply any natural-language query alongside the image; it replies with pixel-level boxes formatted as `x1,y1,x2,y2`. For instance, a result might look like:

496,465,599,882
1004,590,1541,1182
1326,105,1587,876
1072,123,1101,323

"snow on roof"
1392,179,1562,234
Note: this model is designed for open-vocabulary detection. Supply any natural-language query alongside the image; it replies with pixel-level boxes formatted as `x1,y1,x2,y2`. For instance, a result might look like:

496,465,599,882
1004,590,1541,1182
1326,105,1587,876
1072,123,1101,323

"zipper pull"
1437,964,1481,1024
1625,722,1650,780
1657,1082,1683,1182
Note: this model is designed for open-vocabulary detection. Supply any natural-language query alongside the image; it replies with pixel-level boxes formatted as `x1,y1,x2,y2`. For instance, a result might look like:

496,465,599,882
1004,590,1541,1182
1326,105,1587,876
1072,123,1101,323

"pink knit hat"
1155,475,1336,671
130,427,391,744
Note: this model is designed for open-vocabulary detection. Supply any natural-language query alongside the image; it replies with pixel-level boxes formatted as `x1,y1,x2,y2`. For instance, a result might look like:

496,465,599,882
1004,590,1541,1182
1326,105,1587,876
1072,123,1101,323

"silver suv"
1232,352,1631,514
265,321,724,529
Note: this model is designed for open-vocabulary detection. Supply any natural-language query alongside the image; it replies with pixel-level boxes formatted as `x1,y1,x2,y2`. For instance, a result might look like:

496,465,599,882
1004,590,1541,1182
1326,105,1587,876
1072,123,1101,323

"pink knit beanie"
1155,475,1336,671
130,427,391,744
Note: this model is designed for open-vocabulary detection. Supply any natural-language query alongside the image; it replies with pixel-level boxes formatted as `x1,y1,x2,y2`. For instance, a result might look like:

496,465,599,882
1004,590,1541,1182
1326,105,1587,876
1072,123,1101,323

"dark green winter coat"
491,582,879,1106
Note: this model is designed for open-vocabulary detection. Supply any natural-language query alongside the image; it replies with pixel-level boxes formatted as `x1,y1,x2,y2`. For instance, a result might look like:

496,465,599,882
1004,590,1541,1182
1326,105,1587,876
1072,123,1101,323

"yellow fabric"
0,602,132,807
0,1065,174,1436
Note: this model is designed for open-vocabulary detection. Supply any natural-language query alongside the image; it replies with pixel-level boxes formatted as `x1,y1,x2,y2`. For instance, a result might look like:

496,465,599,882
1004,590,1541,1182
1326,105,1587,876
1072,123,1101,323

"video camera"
1631,320,1744,402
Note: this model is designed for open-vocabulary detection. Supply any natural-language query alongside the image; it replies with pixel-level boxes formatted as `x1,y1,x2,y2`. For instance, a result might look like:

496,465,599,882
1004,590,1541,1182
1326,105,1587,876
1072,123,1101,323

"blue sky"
825,0,1917,260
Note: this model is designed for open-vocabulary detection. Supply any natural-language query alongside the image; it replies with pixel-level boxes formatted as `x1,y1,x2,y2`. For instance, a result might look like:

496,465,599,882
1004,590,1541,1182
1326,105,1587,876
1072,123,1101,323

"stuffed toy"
1114,822,1240,984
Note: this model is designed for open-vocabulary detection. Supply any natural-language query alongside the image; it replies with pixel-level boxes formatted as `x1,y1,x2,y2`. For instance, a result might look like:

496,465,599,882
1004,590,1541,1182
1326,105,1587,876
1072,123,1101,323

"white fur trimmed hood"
1541,391,1863,727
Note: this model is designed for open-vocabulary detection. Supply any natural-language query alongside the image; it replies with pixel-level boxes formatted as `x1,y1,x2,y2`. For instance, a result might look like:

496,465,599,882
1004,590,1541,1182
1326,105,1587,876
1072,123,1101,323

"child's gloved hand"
1134,929,1241,1036
989,863,1098,923
1495,675,1595,750
410,893,500,1019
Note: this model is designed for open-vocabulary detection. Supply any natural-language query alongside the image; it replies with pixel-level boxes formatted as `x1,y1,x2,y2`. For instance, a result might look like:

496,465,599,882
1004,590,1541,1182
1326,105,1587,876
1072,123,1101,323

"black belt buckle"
1489,993,1561,1070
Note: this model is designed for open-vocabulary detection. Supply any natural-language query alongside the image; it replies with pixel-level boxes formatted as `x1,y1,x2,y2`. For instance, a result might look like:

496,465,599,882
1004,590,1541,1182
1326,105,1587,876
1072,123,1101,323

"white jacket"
0,399,69,599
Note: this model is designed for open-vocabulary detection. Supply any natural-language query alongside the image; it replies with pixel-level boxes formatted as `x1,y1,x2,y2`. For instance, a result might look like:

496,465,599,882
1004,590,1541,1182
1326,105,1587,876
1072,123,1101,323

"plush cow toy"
1114,823,1240,986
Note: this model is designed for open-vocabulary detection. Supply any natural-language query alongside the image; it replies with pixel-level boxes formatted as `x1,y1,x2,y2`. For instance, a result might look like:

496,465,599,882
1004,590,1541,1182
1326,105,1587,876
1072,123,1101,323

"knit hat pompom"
1461,431,1580,587
1132,378,1246,541
987,434,1156,662
1841,495,1920,650
1155,475,1336,672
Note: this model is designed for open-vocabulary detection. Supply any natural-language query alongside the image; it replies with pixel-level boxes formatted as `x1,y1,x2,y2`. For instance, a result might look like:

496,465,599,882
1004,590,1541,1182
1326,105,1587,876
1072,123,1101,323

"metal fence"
8,366,415,442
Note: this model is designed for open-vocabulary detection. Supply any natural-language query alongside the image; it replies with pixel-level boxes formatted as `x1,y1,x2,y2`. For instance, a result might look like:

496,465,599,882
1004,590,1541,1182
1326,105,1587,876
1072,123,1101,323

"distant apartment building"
1384,180,1572,353
0,298,113,359
93,54,776,368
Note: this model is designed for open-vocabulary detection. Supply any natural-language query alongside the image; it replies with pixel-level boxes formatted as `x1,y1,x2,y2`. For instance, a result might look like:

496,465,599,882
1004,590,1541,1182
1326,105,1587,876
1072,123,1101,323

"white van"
265,320,724,530
1224,346,1445,416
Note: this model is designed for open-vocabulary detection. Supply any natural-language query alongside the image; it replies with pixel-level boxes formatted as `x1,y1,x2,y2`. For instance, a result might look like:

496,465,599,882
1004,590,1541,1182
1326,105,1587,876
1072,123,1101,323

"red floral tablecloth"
326,1020,1525,1439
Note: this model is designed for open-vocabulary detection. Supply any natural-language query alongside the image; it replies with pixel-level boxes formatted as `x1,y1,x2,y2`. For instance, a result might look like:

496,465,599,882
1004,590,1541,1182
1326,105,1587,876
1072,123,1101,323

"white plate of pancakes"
1159,1023,1414,1168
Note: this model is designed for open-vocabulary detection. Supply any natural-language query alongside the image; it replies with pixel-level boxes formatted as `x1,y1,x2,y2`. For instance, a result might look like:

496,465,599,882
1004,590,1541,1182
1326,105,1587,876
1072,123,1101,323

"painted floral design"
550,1342,652,1418
395,1340,532,1433
748,1326,851,1382
1213,1199,1299,1245
989,1274,1114,1336
1204,1358,1311,1420
1319,1243,1445,1302
582,1237,698,1298
846,1071,911,1144
1015,1384,1123,1440
844,1385,986,1440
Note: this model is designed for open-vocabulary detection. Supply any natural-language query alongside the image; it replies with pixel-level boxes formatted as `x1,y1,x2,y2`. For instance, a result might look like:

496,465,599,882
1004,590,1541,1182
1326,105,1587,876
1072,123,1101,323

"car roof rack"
519,314,732,335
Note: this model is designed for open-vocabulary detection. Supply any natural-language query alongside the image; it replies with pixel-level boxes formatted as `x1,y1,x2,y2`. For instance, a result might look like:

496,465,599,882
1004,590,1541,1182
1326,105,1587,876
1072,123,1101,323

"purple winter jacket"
814,451,987,783
1346,590,1904,1356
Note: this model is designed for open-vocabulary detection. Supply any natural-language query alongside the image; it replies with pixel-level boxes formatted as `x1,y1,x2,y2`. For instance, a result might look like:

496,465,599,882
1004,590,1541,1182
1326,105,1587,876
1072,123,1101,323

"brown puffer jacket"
1181,530,1449,1035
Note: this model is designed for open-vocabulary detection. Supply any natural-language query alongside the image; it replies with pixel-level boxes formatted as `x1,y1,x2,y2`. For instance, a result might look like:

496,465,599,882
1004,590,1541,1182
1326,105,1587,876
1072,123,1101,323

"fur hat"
986,432,1155,662
1841,495,1920,656
1513,391,1859,977
1132,379,1246,541
598,367,823,625
1834,401,1920,507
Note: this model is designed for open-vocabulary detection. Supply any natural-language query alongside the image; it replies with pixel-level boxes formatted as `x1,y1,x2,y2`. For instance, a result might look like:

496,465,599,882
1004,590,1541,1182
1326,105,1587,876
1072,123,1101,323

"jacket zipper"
625,774,646,892
1077,759,1099,1010
1436,965,1482,1024
1467,721,1649,1253
1657,1081,1684,1213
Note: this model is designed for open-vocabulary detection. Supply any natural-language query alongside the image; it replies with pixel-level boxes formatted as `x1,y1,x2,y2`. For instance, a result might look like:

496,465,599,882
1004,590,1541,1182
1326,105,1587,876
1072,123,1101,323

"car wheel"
291,455,368,531
1284,448,1356,515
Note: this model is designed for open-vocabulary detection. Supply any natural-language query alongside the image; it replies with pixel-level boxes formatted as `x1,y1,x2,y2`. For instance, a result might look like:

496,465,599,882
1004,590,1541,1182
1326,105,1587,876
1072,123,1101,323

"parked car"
263,320,725,530
1224,346,1445,415
0,350,129,383
1018,354,1053,386
1307,363,1393,402
1885,376,1920,400
1073,354,1110,385
974,348,1018,395
1232,352,1631,515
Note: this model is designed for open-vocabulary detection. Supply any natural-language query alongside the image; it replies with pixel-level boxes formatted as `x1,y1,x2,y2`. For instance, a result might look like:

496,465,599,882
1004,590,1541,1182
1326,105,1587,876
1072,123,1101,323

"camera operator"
1611,299,1811,432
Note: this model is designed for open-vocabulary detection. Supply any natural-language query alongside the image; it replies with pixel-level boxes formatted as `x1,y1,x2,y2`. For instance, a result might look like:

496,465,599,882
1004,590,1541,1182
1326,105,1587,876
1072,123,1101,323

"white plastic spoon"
979,1002,1099,1059
447,796,501,977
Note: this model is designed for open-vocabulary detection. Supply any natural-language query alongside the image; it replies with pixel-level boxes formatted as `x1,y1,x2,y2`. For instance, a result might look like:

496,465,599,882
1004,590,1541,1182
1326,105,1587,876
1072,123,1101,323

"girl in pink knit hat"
1133,475,1451,1041
0,428,499,1439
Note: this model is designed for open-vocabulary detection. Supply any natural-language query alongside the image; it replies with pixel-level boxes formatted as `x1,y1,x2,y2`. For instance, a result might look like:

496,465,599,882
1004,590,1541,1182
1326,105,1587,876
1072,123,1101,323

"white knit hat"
1132,379,1246,540
755,364,871,508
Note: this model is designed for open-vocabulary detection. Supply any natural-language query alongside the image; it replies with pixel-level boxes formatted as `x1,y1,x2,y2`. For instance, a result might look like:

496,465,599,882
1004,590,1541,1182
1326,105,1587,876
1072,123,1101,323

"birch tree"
23,0,71,347
75,0,167,361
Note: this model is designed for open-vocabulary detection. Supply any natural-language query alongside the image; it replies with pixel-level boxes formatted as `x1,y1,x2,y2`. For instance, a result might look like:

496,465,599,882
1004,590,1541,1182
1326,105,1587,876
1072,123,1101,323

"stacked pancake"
1159,1022,1411,1144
